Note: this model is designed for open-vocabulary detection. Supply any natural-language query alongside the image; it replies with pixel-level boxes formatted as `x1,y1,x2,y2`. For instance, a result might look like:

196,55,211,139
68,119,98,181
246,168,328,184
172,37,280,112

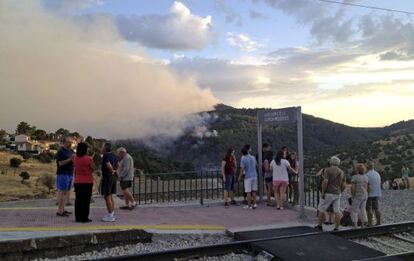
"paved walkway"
0,196,317,240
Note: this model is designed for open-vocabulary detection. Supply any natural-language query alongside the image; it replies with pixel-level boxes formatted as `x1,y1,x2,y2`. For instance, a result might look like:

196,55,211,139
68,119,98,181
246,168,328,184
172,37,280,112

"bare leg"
105,195,114,214
334,212,341,229
246,192,252,207
229,191,234,201
318,211,326,226
224,191,229,203
279,185,287,209
266,183,272,204
375,210,381,225
273,185,280,208
57,191,67,214
252,192,257,205
367,210,373,227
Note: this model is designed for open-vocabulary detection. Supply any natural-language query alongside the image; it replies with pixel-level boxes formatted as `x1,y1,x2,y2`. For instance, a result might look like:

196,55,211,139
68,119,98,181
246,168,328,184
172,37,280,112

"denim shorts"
56,175,73,191
224,175,235,191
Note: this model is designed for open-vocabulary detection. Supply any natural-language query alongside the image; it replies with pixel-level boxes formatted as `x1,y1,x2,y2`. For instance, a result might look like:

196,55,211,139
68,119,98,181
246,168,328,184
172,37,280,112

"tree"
31,129,48,140
19,171,30,184
0,129,7,140
0,129,8,145
55,128,70,138
10,157,22,168
16,122,36,135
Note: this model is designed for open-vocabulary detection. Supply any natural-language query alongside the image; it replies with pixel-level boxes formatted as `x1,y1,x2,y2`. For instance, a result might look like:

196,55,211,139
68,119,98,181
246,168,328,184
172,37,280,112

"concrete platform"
0,196,317,240
234,226,386,261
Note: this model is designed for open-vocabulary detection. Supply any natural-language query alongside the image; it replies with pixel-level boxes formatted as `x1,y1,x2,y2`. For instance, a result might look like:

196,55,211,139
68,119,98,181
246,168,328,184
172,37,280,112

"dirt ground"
0,151,56,201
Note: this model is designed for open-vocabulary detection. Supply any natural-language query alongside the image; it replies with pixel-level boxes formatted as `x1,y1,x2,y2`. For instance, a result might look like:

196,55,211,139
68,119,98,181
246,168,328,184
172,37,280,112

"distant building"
14,134,47,153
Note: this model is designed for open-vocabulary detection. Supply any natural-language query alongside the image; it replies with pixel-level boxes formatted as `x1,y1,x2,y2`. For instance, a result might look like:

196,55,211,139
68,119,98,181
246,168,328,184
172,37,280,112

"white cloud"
227,32,261,52
116,1,214,50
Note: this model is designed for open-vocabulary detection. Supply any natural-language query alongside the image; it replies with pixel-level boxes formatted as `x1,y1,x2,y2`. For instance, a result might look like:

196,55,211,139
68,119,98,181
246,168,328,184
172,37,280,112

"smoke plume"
0,1,217,139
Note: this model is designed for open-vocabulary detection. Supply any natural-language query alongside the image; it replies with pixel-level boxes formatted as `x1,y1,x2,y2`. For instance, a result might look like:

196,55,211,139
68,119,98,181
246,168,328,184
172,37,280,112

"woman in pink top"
270,150,298,210
74,142,94,223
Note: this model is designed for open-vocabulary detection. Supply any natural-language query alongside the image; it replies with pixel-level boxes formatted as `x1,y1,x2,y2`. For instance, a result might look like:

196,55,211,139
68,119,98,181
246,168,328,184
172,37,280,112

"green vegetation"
9,157,22,168
19,171,30,183
38,174,55,193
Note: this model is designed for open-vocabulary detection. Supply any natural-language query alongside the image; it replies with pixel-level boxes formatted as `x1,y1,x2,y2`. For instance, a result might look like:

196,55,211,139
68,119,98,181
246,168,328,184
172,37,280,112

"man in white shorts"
239,145,258,209
315,156,346,231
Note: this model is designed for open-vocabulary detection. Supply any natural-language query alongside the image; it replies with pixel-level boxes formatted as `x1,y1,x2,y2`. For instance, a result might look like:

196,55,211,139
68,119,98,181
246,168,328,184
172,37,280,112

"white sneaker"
253,204,257,209
102,216,116,222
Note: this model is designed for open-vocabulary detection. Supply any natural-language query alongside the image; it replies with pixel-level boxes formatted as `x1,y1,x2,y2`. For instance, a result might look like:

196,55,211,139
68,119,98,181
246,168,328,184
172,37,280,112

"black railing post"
200,170,204,205
138,174,141,205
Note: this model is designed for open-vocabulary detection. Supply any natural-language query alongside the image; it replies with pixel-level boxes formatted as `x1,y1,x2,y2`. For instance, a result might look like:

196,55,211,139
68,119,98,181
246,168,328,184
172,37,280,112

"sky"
1,0,414,137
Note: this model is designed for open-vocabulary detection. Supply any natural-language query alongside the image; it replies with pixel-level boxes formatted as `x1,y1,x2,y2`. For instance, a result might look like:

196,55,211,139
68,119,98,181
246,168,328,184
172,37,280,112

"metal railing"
304,174,320,208
123,170,321,208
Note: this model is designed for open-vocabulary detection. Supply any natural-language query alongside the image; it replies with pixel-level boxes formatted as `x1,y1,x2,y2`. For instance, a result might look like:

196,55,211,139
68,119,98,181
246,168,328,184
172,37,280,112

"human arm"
221,160,226,181
238,167,244,182
57,151,74,167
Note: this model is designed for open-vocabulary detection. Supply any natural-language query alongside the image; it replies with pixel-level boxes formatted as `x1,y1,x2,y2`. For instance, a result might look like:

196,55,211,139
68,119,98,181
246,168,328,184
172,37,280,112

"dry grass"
0,151,56,201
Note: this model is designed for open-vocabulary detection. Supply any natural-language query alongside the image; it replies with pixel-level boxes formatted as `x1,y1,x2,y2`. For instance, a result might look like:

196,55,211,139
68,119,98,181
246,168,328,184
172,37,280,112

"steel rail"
96,221,414,261
354,251,414,261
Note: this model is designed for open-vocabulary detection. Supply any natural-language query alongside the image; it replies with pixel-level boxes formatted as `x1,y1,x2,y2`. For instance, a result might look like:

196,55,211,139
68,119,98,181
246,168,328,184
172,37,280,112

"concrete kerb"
0,229,152,261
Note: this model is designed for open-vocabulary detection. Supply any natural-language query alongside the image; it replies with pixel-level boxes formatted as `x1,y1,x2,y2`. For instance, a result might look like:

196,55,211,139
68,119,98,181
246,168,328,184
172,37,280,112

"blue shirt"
367,169,382,198
56,147,74,175
240,155,257,179
101,152,118,179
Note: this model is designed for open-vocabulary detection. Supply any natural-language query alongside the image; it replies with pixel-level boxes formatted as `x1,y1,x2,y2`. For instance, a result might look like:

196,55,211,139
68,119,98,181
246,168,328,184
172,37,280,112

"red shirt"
74,156,94,184
223,157,236,176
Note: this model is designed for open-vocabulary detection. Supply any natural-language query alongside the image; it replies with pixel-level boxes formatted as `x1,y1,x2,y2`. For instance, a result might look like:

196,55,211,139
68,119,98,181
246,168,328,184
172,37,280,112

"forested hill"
131,104,411,171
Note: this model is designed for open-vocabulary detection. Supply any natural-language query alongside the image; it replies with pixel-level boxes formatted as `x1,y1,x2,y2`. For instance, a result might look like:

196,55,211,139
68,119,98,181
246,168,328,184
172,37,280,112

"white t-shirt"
271,159,290,182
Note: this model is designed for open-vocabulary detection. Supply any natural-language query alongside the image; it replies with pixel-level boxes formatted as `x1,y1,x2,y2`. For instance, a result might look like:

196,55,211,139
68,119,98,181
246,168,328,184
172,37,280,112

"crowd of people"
54,136,410,229
221,144,299,210
55,137,136,222
221,144,388,230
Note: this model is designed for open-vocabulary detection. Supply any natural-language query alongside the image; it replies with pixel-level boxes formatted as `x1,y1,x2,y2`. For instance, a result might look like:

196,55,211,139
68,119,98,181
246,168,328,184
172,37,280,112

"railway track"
98,221,414,261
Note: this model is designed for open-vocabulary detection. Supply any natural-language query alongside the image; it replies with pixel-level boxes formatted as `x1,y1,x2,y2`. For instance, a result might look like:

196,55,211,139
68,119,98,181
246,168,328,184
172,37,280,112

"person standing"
315,156,346,231
288,153,299,206
73,142,94,223
239,145,258,209
351,164,369,228
270,150,297,210
262,143,274,207
117,147,137,210
401,166,410,189
366,162,381,226
101,143,118,222
56,136,74,217
221,149,237,207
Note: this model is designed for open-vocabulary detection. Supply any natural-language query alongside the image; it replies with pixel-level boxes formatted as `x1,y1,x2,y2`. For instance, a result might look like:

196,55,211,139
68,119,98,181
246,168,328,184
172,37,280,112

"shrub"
38,174,55,193
19,152,31,160
35,153,52,163
19,171,30,183
10,158,22,168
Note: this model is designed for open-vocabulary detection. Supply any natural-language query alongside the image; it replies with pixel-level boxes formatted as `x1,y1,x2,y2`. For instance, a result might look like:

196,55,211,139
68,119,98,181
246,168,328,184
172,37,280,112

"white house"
14,134,46,153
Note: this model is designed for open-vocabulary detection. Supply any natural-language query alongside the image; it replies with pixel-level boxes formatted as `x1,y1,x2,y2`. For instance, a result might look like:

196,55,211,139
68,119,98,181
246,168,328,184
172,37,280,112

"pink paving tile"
0,202,316,229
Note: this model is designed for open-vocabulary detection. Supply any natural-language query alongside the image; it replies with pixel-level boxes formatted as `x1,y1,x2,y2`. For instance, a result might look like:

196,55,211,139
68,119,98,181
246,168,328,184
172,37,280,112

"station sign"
259,107,298,125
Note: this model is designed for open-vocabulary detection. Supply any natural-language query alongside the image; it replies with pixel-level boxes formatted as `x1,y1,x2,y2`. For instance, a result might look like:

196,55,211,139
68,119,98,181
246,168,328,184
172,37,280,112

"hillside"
161,104,406,170
0,151,56,201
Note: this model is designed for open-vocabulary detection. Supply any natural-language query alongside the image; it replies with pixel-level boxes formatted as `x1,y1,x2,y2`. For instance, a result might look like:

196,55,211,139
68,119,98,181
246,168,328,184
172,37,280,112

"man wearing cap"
117,147,137,210
315,156,346,231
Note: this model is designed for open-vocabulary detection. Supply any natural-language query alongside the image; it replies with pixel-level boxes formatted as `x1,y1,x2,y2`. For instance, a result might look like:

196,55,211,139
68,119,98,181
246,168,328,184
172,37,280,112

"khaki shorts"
318,193,341,214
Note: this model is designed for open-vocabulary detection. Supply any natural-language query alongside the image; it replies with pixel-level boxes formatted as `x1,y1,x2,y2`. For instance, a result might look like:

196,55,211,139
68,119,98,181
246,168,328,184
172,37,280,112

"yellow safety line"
0,225,226,232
